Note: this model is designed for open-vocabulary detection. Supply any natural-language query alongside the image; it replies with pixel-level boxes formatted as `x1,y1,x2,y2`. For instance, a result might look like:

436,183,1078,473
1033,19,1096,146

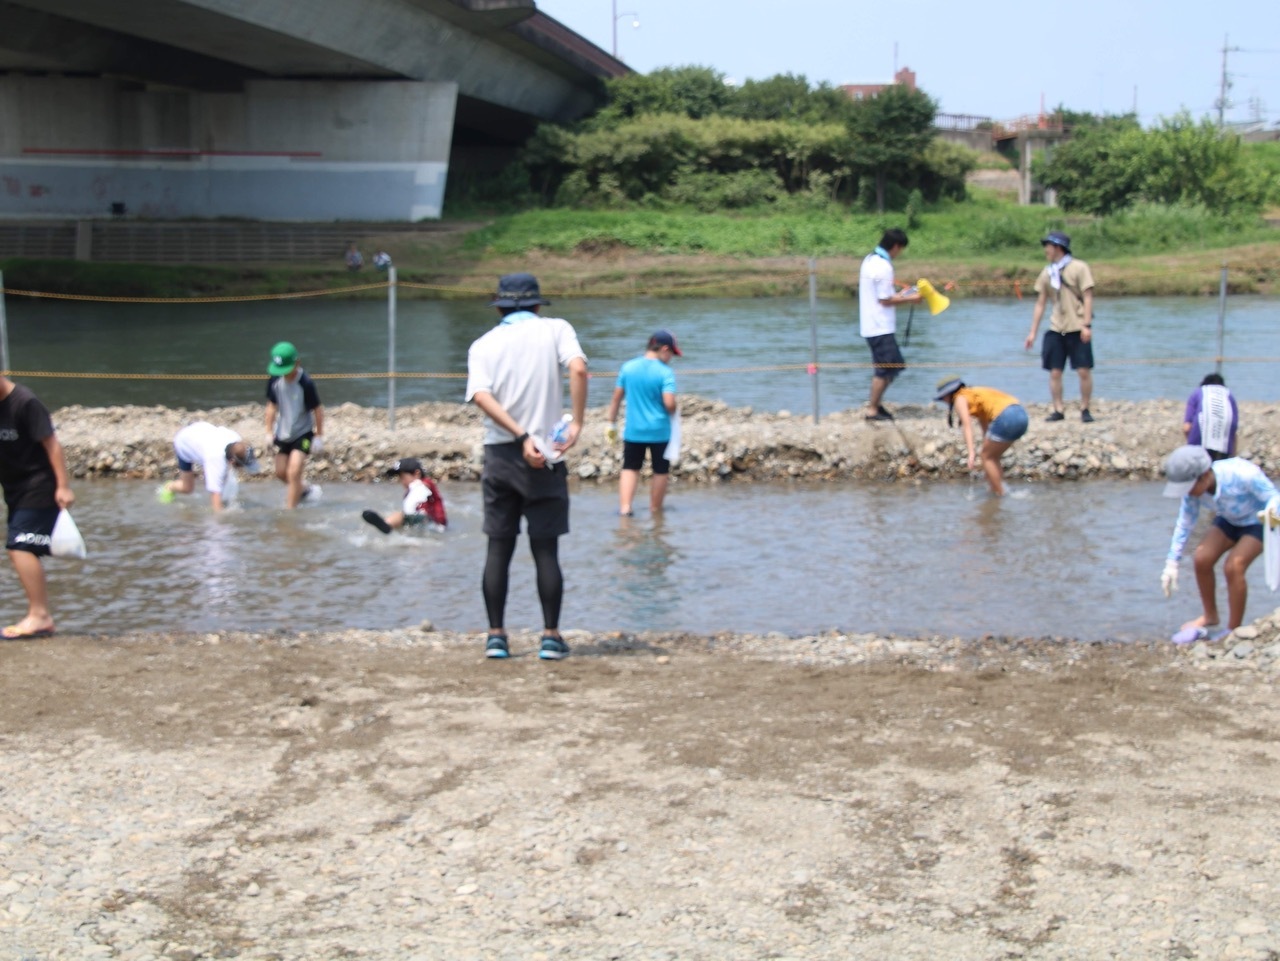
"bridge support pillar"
1,77,458,221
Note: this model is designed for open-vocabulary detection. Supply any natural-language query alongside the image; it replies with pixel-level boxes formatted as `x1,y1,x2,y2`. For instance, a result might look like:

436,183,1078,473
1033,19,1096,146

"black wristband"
515,432,529,444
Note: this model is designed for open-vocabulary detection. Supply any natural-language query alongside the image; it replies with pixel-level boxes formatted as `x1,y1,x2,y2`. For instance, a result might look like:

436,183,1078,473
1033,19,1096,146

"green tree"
1052,106,1140,134
1043,112,1269,215
1039,124,1147,215
592,66,732,128
1140,114,1269,213
525,113,851,205
847,85,938,212
726,74,853,124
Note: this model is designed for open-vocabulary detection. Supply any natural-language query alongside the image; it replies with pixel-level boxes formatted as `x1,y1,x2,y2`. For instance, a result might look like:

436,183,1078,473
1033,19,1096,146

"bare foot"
2,618,56,639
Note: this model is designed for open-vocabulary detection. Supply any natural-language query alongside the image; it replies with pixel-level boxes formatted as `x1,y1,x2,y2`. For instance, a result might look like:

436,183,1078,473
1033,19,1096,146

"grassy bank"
3,198,1277,301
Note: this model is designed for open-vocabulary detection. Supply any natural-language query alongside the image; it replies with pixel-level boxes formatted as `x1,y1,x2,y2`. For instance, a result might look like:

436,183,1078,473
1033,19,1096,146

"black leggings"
482,536,562,631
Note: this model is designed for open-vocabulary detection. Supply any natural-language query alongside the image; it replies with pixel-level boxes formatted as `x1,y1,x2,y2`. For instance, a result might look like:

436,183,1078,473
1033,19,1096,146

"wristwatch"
515,432,529,444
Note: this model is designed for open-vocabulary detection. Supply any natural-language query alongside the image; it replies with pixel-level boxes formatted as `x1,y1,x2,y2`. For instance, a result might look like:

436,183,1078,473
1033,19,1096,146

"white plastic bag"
1264,495,1280,592
663,409,682,467
50,509,87,559
221,469,239,505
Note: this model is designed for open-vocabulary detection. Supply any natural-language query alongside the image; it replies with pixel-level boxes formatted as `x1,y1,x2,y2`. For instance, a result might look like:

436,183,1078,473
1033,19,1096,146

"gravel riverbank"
7,396,1280,959
49,397,1280,486
3,618,1280,960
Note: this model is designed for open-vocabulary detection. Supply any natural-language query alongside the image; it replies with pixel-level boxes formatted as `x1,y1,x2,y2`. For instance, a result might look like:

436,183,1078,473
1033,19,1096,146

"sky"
535,0,1280,127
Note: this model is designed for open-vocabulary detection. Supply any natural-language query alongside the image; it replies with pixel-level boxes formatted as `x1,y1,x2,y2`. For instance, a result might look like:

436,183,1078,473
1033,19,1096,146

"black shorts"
622,441,671,475
865,333,905,381
6,507,57,556
275,432,315,456
482,442,570,540
1041,330,1094,371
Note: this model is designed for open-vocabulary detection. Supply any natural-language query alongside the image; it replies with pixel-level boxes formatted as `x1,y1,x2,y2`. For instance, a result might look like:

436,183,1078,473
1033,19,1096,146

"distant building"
841,67,917,101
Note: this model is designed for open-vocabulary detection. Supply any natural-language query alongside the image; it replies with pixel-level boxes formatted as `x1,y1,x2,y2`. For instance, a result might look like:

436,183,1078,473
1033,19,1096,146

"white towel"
1047,254,1073,291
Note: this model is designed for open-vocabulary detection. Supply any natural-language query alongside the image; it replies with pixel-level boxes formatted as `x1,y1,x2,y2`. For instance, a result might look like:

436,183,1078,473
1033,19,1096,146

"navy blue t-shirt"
0,383,56,510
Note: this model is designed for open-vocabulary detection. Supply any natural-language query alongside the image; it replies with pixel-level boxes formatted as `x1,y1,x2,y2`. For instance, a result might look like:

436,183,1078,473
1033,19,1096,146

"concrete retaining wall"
0,77,457,221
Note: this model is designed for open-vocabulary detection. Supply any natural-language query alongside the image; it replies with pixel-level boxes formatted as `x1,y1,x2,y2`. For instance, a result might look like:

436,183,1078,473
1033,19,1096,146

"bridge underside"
0,0,622,221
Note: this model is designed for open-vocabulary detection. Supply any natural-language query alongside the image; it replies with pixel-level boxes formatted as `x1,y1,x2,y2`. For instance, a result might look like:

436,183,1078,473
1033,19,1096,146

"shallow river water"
5,294,1277,412
10,478,1267,643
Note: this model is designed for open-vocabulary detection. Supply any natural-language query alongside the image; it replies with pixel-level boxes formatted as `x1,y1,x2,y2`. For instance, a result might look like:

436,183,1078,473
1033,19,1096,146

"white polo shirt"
859,251,898,338
465,312,587,446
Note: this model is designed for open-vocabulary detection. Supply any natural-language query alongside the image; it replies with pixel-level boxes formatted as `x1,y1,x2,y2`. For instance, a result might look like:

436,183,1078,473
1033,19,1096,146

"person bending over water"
1161,444,1278,644
933,376,1029,497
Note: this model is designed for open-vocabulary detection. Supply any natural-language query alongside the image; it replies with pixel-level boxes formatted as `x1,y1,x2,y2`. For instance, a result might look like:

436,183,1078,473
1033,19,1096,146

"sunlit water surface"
6,294,1277,411
6,478,1261,643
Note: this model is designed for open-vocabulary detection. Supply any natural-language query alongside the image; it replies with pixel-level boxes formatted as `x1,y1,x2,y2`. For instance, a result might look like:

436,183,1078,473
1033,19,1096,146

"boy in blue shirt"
1162,445,1278,643
606,330,681,516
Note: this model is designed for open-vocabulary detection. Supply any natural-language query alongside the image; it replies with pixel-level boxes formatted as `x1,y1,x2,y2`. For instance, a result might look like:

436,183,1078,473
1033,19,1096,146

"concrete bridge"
0,0,624,222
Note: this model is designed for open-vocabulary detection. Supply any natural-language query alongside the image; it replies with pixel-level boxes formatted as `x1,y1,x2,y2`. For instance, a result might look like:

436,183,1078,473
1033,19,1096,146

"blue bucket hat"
1040,231,1071,254
489,273,550,309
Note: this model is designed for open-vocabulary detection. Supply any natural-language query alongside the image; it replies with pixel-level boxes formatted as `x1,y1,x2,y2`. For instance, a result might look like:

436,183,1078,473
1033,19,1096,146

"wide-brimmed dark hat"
489,273,550,309
933,375,964,402
1040,231,1071,253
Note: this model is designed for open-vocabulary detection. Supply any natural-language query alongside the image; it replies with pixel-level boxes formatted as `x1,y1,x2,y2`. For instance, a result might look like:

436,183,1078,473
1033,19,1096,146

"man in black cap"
1024,230,1096,423
465,273,588,661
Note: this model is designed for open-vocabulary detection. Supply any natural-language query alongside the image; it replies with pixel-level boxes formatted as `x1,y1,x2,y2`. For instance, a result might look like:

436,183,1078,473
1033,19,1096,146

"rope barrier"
0,282,392,304
5,356,1277,383
1,263,1264,304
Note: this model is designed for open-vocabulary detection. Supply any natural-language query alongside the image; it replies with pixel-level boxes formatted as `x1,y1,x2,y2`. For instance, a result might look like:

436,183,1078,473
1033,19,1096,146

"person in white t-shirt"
161,421,260,511
859,228,922,421
465,273,588,662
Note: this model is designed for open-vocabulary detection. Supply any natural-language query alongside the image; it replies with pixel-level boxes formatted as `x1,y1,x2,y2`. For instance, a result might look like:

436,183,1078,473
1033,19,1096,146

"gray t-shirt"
266,370,321,443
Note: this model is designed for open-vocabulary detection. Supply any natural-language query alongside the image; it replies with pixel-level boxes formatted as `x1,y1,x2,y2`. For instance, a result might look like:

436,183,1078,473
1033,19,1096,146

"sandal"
1170,625,1230,645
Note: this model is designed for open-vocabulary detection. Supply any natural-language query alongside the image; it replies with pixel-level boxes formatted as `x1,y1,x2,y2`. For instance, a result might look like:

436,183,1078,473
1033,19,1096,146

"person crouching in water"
933,376,1029,497
362,458,447,534
1161,445,1278,644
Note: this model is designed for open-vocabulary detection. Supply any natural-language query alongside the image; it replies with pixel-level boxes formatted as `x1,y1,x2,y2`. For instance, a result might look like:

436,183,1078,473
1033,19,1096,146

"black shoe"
1080,409,1095,423
362,509,392,534
864,411,894,422
876,405,895,420
1045,411,1065,422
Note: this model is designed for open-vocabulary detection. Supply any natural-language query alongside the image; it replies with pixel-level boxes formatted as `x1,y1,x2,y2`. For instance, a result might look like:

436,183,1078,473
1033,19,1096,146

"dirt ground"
3,629,1280,960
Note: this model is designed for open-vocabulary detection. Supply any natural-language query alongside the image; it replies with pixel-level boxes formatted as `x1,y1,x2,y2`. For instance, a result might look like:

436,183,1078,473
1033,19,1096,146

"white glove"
310,435,325,456
1161,560,1179,598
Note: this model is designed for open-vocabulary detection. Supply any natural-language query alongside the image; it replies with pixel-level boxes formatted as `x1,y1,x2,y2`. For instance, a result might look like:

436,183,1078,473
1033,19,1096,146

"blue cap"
648,329,682,356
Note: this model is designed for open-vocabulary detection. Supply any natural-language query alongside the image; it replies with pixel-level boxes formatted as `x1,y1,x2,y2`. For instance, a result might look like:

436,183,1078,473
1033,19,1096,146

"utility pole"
1215,34,1241,128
